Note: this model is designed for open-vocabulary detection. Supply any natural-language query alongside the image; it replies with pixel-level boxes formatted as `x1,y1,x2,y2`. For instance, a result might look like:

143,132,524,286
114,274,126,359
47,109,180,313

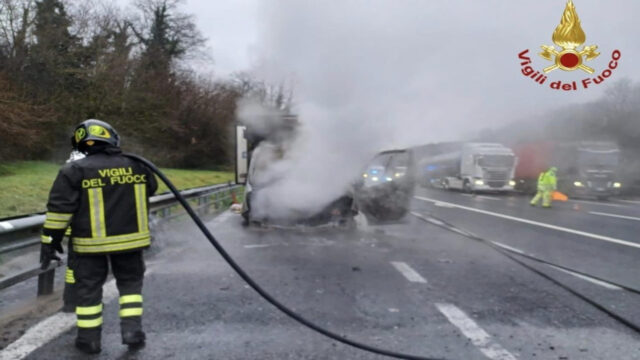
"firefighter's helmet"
72,119,120,150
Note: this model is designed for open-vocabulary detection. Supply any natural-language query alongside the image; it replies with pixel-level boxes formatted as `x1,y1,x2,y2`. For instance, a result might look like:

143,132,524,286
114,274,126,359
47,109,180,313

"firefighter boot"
75,339,101,354
75,329,101,354
122,330,146,348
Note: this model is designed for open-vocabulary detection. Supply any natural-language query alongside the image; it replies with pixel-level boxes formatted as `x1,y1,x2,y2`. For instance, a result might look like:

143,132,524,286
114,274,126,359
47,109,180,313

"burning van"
235,117,357,228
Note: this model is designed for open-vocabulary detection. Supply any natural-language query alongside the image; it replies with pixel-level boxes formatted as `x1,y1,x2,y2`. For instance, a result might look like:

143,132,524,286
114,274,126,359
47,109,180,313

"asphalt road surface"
1,187,640,359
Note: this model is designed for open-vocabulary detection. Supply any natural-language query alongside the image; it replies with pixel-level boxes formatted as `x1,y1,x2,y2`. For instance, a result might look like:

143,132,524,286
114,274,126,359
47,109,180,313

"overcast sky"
120,0,640,144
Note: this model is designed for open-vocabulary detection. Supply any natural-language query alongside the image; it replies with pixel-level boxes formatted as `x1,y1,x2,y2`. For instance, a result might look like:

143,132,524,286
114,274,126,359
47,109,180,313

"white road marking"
491,241,525,255
548,265,622,291
415,196,640,250
434,202,454,208
243,244,274,249
461,194,500,201
1,268,153,360
412,210,624,293
569,199,627,209
477,196,500,201
589,211,640,222
436,303,517,360
0,221,14,230
0,279,118,360
616,199,640,205
390,261,427,283
492,241,622,290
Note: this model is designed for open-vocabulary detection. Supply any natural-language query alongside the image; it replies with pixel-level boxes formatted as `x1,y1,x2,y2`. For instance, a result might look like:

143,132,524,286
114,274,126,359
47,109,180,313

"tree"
0,0,35,71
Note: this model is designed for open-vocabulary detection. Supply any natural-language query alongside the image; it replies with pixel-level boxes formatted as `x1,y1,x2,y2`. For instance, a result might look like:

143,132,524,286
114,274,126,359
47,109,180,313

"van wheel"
463,180,472,193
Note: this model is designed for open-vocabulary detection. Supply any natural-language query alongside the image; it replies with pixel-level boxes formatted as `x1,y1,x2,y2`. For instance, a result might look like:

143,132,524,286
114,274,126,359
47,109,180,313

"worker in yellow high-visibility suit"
530,167,557,208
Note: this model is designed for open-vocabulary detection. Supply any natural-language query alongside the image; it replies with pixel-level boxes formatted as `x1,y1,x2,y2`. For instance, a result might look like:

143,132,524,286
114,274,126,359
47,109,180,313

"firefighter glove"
40,241,64,270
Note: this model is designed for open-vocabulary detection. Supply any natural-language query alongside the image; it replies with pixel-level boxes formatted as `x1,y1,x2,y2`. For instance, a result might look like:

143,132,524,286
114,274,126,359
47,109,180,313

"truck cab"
565,142,621,199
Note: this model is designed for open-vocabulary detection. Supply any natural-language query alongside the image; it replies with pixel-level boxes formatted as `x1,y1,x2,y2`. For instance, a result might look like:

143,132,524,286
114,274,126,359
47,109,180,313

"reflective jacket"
42,147,157,255
537,171,557,191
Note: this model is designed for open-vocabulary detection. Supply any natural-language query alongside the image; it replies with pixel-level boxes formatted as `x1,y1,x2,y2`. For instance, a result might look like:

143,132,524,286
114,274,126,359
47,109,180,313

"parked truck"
416,142,517,193
512,141,621,199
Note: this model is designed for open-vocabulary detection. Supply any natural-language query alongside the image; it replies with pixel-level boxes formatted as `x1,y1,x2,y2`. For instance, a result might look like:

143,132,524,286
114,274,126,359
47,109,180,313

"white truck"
418,143,517,193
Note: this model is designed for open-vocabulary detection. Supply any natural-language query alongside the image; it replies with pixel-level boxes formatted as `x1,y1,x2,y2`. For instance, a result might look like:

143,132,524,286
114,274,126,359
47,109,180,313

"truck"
512,141,621,199
416,142,517,193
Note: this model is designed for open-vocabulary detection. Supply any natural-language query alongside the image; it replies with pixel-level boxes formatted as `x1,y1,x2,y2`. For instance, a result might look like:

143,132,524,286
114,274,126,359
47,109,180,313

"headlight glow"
474,180,484,186
371,176,379,182
363,173,368,178
574,181,584,187
509,180,516,186
613,182,622,188
385,177,393,182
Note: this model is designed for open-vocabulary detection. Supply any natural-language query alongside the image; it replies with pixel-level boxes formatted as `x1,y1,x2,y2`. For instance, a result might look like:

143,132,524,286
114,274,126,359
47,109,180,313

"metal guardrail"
0,182,241,295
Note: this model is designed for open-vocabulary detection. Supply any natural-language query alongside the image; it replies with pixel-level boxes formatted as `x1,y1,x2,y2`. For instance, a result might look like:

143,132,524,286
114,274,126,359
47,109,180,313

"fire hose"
125,154,444,360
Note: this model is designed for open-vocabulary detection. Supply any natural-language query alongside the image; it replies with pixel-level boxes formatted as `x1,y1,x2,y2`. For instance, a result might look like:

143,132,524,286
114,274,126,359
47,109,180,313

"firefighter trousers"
63,240,76,310
74,251,145,343
530,190,552,207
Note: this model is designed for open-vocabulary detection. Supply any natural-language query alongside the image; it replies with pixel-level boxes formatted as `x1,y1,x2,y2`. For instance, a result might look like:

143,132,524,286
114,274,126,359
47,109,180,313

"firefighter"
40,119,157,354
530,166,557,208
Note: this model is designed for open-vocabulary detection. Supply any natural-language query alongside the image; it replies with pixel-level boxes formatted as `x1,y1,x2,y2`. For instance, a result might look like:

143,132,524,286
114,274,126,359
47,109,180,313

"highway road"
1,187,640,359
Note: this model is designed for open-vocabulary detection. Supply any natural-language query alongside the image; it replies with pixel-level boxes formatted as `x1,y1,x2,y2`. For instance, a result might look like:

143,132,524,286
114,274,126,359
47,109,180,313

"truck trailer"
512,141,621,199
417,142,517,193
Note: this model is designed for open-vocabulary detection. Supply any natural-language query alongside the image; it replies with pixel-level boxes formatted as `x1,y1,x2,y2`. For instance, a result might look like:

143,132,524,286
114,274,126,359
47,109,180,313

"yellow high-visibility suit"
530,168,557,207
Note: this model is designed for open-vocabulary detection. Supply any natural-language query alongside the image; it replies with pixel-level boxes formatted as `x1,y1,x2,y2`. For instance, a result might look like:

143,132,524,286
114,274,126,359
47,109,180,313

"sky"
117,0,640,215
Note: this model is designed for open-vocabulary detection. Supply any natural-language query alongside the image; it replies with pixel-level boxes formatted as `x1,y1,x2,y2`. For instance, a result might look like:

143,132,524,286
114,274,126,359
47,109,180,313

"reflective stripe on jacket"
42,147,157,254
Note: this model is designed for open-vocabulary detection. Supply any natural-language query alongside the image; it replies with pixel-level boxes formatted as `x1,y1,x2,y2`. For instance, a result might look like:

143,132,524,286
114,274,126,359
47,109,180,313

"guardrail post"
37,270,55,296
36,248,55,296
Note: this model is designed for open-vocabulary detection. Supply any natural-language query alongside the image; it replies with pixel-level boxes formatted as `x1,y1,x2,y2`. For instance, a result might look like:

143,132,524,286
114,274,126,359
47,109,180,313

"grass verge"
0,161,234,219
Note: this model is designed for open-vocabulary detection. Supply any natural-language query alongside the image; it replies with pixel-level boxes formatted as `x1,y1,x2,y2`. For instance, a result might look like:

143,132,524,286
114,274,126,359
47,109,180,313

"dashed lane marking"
415,196,640,250
243,244,274,249
589,211,640,222
435,303,518,360
390,261,427,283
434,201,454,208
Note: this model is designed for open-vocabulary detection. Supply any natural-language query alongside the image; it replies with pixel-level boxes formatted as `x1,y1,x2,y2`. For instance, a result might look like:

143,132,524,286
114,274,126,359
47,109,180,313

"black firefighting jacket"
42,147,158,255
